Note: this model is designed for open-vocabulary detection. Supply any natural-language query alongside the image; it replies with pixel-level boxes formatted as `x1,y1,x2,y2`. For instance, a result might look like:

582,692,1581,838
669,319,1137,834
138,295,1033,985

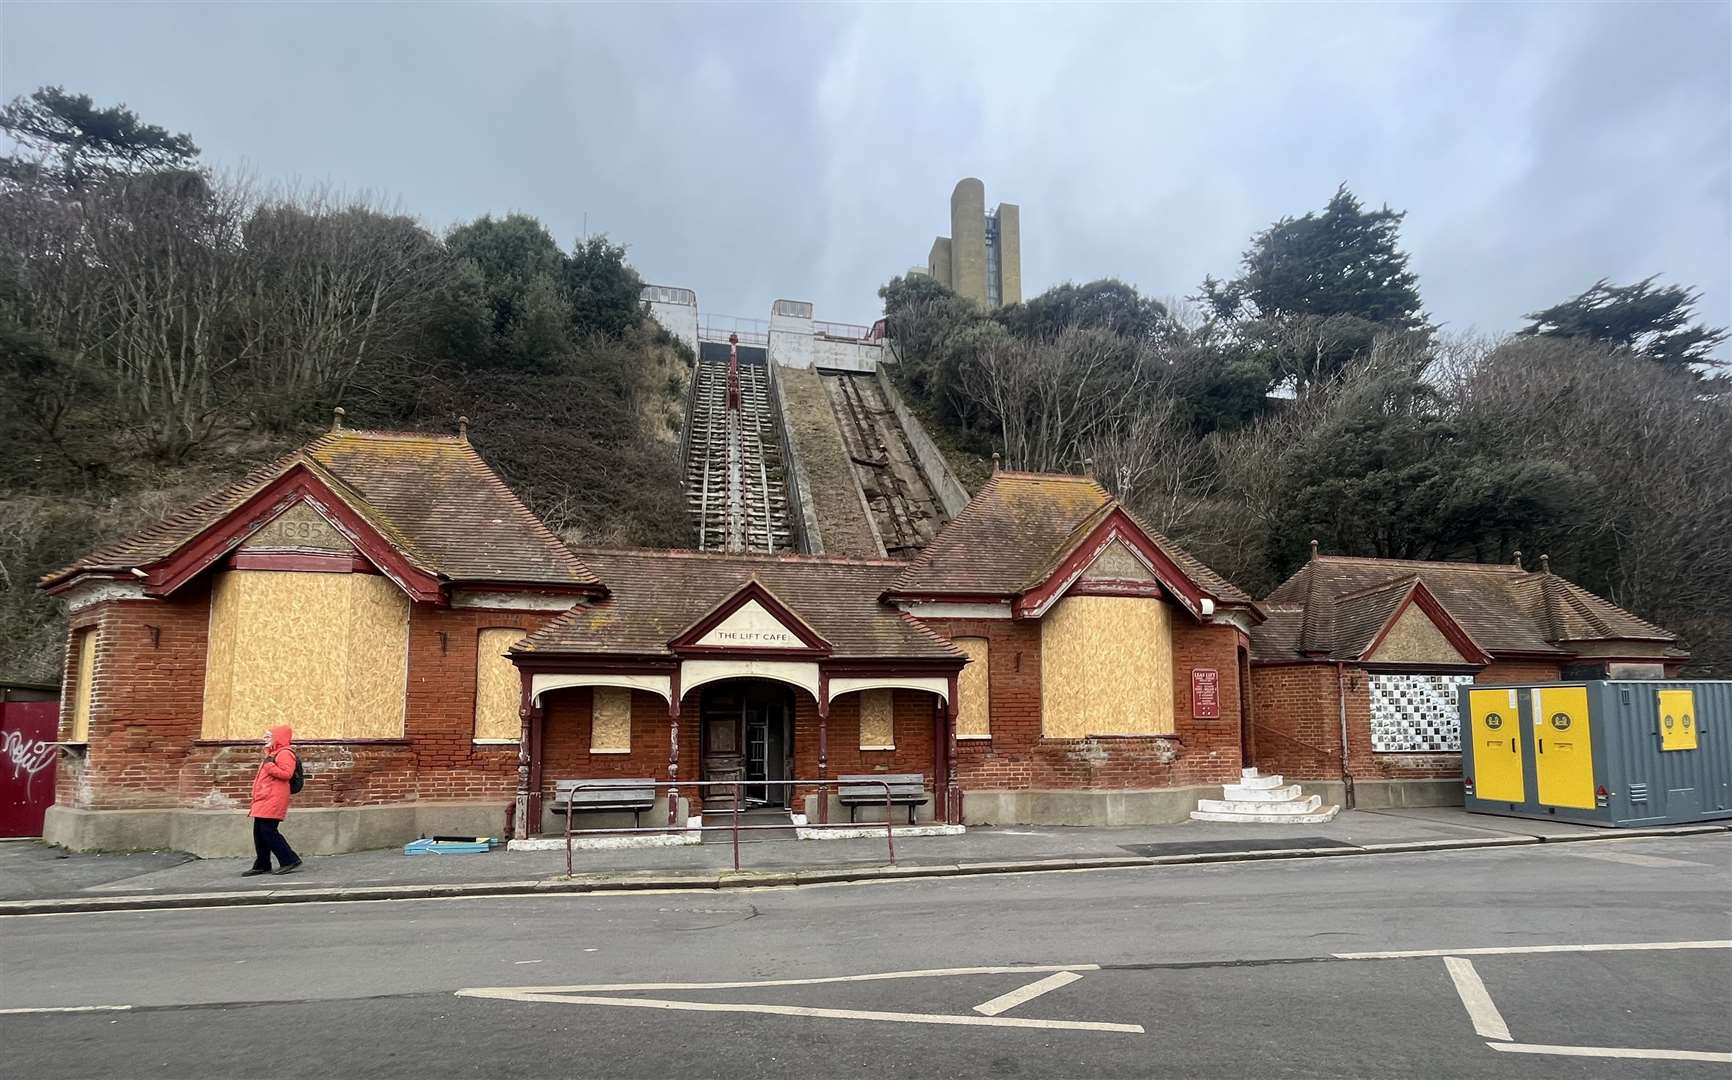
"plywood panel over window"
858,689,894,750
591,687,632,753
201,570,409,741
956,637,991,739
473,628,526,742
1041,594,1173,737
67,627,97,742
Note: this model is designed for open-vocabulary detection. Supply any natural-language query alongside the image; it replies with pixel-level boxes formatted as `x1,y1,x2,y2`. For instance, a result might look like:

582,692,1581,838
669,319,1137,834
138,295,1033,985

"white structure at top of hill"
640,287,886,372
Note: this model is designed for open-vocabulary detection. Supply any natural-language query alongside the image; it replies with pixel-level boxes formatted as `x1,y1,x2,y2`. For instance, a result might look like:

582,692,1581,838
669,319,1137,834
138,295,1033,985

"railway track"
817,369,949,558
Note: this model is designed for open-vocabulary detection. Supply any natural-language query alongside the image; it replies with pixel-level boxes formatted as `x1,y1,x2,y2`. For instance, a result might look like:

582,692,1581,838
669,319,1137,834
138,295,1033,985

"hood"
268,725,293,753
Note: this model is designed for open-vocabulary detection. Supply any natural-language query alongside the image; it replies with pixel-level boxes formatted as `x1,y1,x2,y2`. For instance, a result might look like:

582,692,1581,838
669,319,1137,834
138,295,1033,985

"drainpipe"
1336,661,1356,810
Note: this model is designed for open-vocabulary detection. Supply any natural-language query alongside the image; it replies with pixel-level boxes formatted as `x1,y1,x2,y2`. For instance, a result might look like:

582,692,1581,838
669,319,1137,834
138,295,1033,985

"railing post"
564,795,574,878
731,781,741,873
882,780,895,865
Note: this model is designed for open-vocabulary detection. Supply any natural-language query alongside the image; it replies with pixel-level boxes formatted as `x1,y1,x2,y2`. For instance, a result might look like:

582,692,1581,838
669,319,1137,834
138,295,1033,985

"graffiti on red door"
1,701,59,837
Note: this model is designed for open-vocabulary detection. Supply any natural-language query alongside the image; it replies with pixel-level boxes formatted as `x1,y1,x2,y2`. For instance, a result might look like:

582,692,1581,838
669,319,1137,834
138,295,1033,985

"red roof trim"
226,552,376,575
667,578,833,656
1360,581,1493,666
140,466,445,604
1016,509,1208,620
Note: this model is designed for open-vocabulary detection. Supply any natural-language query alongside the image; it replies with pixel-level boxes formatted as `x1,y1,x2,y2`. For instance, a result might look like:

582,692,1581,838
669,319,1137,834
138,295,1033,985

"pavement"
1,832,1727,1078
2,805,1728,914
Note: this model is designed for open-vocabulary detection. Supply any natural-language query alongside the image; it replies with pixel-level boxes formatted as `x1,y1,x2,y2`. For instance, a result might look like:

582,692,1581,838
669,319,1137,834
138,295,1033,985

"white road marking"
0,1005,132,1016
1336,939,1731,959
1566,849,1708,869
500,963,1099,994
1442,958,1511,1041
513,960,543,965
455,987,1144,1033
1488,1042,1732,1063
973,971,1083,1016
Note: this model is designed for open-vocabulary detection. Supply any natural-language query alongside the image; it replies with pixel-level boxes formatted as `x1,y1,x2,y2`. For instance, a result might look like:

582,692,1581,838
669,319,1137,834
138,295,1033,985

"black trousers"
251,816,299,871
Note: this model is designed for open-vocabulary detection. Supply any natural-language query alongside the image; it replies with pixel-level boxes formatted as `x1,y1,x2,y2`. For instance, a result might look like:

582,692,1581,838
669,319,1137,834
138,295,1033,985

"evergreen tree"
1521,276,1728,371
0,86,199,190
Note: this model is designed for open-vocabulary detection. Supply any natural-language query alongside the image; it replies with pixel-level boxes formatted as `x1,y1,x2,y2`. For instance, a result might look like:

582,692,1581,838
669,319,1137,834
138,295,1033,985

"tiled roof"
44,429,597,589
1253,555,1676,663
889,471,1251,604
517,549,964,661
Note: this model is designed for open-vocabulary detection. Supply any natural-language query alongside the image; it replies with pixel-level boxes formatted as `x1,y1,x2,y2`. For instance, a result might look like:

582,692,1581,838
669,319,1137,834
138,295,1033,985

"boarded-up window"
201,570,409,741
858,689,895,750
956,637,991,739
67,627,97,742
1041,595,1174,737
473,628,525,742
591,687,632,753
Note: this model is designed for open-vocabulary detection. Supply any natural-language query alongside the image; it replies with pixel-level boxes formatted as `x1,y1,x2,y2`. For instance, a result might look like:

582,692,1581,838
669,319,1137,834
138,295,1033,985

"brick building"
39,428,1684,854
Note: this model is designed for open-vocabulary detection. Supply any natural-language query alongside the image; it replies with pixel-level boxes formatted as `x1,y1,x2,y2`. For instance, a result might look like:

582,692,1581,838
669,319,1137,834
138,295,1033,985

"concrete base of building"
1291,778,1464,810
42,801,511,858
961,786,1228,827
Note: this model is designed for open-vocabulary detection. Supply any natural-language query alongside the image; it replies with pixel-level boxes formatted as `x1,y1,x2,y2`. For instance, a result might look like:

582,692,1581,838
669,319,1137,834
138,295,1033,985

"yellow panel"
858,689,894,750
956,637,991,738
591,687,631,752
1041,595,1173,738
1657,689,1699,752
344,574,409,738
1468,688,1524,802
68,628,97,742
473,628,526,741
1534,686,1594,809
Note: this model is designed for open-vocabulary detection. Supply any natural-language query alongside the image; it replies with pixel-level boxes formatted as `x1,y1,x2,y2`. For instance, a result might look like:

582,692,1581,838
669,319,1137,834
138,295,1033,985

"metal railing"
698,314,770,345
814,319,874,340
556,778,903,875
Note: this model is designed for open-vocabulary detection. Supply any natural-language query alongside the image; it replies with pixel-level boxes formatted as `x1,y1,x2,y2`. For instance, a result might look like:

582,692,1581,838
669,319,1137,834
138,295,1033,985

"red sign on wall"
1191,668,1220,719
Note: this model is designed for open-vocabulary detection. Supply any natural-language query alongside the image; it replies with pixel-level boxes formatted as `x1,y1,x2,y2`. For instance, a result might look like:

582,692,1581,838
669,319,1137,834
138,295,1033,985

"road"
2,834,1728,1078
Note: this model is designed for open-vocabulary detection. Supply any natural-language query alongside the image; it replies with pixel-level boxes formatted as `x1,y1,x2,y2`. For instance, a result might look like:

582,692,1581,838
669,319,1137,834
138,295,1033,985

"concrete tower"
924,178,1021,307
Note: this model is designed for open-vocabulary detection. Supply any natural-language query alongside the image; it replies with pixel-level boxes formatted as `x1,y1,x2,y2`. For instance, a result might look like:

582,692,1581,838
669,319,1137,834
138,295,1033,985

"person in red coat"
243,724,302,876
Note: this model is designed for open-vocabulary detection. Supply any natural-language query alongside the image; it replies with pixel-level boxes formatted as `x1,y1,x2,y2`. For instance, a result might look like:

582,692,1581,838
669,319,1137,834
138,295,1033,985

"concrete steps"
1189,769,1340,824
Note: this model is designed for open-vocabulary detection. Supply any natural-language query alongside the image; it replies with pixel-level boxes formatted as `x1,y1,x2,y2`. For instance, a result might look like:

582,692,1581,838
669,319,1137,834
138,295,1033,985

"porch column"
666,689,682,828
517,669,547,838
945,672,961,825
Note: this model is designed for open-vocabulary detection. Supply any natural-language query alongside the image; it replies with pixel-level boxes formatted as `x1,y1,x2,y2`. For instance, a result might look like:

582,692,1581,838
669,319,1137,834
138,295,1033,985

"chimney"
331,406,345,432
458,415,470,442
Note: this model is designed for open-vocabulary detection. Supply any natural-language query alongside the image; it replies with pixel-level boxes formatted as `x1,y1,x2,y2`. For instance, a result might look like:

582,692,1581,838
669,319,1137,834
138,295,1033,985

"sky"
2,2,1727,352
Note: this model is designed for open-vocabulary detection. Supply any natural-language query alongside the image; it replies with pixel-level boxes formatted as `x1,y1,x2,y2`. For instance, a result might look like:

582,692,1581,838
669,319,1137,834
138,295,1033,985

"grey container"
1459,680,1731,827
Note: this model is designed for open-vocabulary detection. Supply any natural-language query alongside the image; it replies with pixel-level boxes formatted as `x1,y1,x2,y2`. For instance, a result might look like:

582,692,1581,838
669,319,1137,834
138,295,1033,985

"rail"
557,778,901,875
698,314,769,345
815,319,873,340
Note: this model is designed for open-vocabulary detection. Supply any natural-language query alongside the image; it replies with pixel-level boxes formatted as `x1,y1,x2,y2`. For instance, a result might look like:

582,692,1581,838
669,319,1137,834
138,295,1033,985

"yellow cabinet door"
1657,689,1699,751
1469,689,1525,802
1534,686,1594,809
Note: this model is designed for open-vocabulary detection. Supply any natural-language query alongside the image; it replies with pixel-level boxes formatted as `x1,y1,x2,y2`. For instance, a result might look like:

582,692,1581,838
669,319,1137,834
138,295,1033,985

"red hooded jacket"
250,725,296,820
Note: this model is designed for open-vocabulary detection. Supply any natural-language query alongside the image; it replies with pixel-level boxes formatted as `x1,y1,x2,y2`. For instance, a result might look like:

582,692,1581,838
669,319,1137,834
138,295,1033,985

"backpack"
288,752,308,795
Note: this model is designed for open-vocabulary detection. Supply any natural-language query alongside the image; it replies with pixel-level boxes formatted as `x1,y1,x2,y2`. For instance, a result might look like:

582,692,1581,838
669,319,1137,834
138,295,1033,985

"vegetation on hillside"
883,188,1730,674
0,87,691,681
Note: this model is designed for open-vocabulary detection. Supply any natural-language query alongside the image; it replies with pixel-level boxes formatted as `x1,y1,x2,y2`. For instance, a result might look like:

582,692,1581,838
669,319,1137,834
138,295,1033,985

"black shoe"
273,861,303,875
241,868,271,877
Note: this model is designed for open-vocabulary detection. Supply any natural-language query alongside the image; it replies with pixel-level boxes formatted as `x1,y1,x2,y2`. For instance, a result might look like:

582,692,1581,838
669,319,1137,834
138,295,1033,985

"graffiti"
3,731,57,798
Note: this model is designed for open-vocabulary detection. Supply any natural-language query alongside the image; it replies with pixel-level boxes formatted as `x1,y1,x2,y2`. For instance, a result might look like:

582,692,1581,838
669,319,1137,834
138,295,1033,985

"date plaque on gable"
241,502,353,553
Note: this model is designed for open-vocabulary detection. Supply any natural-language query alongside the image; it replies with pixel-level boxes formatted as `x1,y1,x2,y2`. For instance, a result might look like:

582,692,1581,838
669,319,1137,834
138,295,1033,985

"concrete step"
1188,805,1341,824
1221,783,1302,802
1194,795,1323,815
1241,768,1261,779
1234,773,1286,790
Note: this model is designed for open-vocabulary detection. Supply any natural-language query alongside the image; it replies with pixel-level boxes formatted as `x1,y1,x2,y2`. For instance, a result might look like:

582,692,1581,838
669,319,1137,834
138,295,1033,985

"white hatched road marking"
1565,848,1709,869
973,971,1083,1016
1442,958,1510,1041
1335,939,1731,959
455,963,1142,1034
1489,1042,1732,1063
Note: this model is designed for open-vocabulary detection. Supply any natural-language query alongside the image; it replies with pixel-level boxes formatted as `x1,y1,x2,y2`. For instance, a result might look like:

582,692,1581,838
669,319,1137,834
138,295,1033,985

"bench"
552,779,657,828
837,773,928,825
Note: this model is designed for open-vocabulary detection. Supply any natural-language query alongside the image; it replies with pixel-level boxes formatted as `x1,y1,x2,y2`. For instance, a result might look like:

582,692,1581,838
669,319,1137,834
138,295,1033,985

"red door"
1,701,60,837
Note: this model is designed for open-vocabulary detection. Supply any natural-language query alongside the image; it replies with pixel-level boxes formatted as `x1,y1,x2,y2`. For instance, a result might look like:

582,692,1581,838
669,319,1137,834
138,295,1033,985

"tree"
1199,185,1425,327
1520,276,1728,371
443,214,570,371
563,235,643,340
995,279,1172,345
0,86,199,191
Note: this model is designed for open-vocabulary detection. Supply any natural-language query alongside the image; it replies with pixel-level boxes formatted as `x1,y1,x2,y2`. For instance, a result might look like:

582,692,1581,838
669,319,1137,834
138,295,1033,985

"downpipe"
1336,661,1357,810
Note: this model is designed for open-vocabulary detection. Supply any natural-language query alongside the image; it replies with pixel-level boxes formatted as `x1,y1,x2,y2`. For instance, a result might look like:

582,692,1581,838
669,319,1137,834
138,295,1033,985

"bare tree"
965,325,1150,472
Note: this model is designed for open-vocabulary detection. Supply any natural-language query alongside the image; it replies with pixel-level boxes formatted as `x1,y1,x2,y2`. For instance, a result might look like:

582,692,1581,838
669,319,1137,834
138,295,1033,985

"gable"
696,599,810,650
1367,600,1471,665
1081,538,1156,582
239,501,355,555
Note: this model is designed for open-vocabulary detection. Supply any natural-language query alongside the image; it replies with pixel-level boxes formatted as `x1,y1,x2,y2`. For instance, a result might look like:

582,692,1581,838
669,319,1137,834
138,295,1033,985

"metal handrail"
815,319,873,340
556,777,904,874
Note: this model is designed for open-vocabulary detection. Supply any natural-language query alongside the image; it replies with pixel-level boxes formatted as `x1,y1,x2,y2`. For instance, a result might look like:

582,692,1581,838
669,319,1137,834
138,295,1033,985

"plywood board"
68,628,97,742
859,688,894,749
344,573,410,739
474,628,526,741
591,687,632,752
1041,595,1173,737
956,637,991,738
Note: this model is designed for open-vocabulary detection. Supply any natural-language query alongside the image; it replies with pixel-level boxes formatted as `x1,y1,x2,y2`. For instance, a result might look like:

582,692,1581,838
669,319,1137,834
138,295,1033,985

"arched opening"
696,679,797,808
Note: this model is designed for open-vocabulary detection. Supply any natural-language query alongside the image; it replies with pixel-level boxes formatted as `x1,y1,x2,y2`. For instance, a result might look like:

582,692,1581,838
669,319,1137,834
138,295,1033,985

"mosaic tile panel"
1368,673,1473,752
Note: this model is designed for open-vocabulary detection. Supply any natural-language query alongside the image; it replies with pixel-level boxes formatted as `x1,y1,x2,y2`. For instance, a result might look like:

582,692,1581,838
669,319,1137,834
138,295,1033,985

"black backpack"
288,752,308,795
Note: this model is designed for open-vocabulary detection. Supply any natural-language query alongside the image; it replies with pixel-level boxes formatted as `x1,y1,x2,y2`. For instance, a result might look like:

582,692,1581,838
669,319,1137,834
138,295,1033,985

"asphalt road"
2,834,1727,1079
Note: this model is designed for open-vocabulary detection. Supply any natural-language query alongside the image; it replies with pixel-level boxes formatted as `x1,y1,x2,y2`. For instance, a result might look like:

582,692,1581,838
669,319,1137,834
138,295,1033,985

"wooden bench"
552,779,657,828
837,773,928,825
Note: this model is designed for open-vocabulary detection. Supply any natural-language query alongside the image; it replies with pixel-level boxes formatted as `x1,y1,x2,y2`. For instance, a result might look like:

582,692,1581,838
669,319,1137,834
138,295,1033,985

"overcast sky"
3,2,1727,352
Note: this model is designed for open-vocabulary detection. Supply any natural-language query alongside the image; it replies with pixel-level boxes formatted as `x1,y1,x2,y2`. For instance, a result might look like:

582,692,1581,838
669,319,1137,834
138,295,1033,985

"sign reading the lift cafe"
697,600,805,649
1191,668,1220,719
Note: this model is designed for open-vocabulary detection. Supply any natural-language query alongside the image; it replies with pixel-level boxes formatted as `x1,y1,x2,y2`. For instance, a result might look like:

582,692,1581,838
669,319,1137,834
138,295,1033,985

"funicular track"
817,370,949,558
684,341,794,552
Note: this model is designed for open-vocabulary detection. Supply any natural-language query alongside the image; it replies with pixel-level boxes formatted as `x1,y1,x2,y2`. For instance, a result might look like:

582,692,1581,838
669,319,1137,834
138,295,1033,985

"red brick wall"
539,685,694,807
1478,661,1563,684
55,590,556,813
919,612,1244,792
791,689,938,806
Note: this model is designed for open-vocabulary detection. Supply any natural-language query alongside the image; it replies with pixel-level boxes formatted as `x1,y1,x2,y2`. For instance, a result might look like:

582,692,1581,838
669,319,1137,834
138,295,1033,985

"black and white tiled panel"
1368,673,1474,753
